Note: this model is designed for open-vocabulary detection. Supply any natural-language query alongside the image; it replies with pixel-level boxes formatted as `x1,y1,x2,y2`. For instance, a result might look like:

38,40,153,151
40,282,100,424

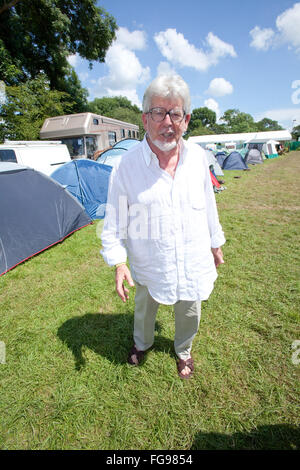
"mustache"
158,128,175,136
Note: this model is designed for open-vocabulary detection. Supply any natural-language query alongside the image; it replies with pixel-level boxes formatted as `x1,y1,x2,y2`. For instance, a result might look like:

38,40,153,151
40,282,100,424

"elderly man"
101,74,225,379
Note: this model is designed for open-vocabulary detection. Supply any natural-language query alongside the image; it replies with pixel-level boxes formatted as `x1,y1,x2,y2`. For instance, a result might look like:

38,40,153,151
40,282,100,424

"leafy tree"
185,126,215,138
0,74,73,141
292,124,300,140
88,96,141,115
0,0,117,91
220,108,257,133
88,96,144,137
187,107,216,134
255,117,283,131
61,67,89,113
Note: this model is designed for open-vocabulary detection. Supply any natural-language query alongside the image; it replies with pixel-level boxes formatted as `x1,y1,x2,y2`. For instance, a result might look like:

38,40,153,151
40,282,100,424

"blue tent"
97,139,139,167
97,147,125,167
215,152,228,168
113,138,139,150
0,163,92,276
222,152,249,170
51,159,112,219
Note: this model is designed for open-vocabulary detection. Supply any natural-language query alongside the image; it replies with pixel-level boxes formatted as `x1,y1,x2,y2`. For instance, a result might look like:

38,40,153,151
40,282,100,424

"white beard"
151,138,177,152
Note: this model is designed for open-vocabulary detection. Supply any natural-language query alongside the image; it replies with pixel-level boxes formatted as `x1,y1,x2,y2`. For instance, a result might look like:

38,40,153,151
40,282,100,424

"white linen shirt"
101,136,225,305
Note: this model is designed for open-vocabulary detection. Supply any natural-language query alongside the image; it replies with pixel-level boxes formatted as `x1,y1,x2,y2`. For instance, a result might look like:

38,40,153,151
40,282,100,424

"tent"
222,151,249,170
263,140,279,158
244,148,263,165
97,147,125,166
97,138,140,167
113,138,139,150
51,159,113,220
215,152,228,168
0,163,92,276
204,149,224,176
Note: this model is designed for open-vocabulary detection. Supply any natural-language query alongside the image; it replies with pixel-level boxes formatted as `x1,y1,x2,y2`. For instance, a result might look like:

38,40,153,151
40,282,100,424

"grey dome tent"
222,151,249,170
215,152,228,168
245,148,263,165
204,149,224,176
0,163,92,276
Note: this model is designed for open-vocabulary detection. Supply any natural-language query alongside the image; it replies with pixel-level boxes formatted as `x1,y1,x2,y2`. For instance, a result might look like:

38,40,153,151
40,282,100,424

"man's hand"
115,264,135,302
211,247,224,268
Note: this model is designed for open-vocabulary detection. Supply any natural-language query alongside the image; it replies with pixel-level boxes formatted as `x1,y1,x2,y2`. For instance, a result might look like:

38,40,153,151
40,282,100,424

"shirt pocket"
183,191,208,242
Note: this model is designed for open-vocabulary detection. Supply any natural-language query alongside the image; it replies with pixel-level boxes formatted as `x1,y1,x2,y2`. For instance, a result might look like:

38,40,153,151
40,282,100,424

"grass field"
0,151,299,450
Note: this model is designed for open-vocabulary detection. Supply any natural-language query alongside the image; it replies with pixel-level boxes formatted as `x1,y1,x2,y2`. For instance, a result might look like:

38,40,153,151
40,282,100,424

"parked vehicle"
0,141,71,176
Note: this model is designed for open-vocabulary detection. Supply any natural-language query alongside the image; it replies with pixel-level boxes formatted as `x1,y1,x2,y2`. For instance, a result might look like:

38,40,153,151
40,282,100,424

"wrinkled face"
142,96,190,153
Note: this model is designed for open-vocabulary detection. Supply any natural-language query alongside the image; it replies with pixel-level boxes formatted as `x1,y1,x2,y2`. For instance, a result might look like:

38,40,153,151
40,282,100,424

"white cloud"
255,107,300,129
291,80,300,105
90,27,150,107
206,77,233,97
204,98,221,120
249,26,275,51
116,26,147,50
276,2,300,51
154,29,236,72
156,61,176,76
250,2,300,53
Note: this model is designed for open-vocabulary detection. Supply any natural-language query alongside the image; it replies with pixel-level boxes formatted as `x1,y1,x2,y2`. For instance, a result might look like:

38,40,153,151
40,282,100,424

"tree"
187,107,216,133
292,124,300,141
220,108,257,133
88,96,144,137
88,96,141,116
61,67,89,113
0,74,73,141
255,117,283,131
0,0,117,91
185,126,215,138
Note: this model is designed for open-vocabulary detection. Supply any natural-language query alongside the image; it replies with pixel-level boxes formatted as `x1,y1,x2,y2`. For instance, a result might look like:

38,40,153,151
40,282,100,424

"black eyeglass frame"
146,107,186,123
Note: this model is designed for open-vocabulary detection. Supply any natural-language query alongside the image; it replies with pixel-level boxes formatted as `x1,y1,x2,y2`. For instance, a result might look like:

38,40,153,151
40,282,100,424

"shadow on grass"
57,312,175,370
191,424,300,450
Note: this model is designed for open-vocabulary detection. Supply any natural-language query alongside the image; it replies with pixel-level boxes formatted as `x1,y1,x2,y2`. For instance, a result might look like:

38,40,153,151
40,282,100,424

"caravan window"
85,136,97,159
108,131,117,147
61,138,84,157
0,149,17,163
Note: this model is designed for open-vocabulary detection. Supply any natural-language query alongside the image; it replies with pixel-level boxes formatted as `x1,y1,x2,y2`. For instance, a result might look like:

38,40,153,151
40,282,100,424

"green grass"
0,152,299,450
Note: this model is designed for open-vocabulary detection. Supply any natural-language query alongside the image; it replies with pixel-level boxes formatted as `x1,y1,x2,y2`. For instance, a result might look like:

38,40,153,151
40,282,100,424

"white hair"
142,74,191,114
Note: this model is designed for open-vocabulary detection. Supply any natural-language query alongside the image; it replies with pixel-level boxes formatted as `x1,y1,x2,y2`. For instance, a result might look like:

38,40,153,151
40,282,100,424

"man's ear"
185,114,191,125
183,113,191,132
142,113,148,131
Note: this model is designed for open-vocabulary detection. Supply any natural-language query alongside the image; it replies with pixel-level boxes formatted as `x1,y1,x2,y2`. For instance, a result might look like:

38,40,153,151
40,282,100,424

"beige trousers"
133,283,201,360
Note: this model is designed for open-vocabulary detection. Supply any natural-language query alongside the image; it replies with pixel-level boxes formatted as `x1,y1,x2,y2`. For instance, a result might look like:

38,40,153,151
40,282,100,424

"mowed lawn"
0,151,299,450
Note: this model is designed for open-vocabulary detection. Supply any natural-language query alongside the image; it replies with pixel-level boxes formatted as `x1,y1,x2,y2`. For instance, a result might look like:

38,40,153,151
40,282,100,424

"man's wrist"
115,262,126,269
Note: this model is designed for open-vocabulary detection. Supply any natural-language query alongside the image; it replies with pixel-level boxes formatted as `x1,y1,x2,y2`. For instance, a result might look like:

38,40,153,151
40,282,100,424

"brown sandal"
177,357,194,379
127,345,145,366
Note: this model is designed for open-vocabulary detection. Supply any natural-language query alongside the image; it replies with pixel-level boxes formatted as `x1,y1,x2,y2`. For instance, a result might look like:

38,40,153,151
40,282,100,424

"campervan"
0,141,71,176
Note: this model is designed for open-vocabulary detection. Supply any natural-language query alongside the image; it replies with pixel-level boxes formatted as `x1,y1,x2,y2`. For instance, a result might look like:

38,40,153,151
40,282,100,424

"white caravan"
0,141,71,176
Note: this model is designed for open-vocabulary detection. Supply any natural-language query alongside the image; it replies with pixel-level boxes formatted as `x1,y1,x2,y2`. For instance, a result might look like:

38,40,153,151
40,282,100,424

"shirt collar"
142,134,188,167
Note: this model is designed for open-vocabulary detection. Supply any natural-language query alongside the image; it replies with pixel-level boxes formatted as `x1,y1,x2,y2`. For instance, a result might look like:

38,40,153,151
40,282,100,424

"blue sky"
68,0,300,130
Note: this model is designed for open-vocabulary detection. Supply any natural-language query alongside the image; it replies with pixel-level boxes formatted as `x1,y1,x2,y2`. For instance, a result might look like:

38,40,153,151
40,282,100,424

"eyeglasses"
147,107,186,123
